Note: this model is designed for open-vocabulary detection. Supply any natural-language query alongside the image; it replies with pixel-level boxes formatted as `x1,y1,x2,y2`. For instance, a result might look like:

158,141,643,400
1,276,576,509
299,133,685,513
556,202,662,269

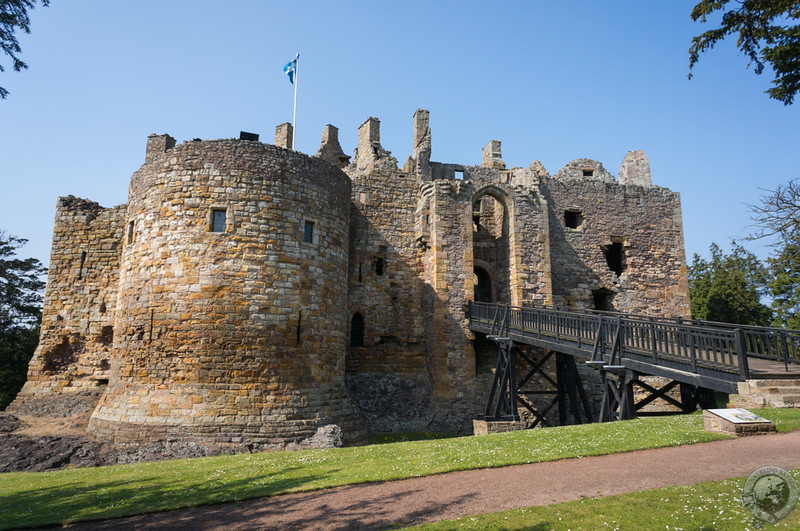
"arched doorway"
350,312,364,347
472,191,510,303
474,266,493,302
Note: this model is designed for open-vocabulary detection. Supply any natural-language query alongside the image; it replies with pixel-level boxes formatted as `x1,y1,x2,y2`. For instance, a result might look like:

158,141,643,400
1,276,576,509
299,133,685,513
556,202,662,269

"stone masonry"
10,109,691,448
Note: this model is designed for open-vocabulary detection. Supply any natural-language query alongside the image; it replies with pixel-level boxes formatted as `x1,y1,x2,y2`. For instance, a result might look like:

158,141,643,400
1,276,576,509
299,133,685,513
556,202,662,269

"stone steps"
729,378,800,409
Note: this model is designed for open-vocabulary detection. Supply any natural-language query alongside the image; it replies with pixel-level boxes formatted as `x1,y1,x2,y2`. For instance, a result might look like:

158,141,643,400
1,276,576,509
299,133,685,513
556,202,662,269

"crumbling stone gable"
542,166,690,316
12,197,125,407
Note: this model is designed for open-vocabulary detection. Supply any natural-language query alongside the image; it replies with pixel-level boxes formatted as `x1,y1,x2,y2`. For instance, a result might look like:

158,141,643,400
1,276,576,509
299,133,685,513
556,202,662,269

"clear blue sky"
1,1,798,268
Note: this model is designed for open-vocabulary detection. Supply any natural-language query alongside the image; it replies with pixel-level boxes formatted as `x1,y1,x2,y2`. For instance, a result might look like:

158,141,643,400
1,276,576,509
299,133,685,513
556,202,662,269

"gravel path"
66,430,800,530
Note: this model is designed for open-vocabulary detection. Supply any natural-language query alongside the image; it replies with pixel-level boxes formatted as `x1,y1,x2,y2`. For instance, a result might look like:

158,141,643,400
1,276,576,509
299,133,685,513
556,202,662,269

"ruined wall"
345,118,429,378
12,197,125,405
543,159,690,317
13,108,693,444
88,137,365,446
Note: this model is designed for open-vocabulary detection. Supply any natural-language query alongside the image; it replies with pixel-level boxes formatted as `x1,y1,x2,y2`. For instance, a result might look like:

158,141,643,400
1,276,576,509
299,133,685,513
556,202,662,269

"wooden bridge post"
735,329,750,380
780,330,791,371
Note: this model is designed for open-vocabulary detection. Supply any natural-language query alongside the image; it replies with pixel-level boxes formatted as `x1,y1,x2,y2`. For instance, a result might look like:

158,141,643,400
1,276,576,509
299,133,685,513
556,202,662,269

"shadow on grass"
0,466,337,530
65,483,483,530
369,432,459,445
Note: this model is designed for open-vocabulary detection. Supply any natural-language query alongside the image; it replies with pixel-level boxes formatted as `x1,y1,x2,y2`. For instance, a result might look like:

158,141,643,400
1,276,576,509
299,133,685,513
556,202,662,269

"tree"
747,179,800,328
749,178,800,246
0,231,46,409
688,242,773,326
767,238,800,328
689,0,800,105
0,0,50,100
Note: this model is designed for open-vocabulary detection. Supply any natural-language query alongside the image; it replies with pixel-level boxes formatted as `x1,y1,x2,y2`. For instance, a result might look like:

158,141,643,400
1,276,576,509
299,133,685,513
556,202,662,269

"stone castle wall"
543,162,690,316
86,137,364,446
13,109,692,445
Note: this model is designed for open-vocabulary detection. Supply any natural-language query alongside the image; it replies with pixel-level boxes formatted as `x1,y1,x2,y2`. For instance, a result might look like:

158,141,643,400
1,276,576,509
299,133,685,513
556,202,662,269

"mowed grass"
0,409,798,529
407,470,800,530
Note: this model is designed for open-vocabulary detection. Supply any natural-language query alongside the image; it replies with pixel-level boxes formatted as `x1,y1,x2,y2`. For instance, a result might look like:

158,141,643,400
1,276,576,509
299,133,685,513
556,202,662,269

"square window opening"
211,209,227,232
304,220,315,243
564,210,583,229
582,169,594,177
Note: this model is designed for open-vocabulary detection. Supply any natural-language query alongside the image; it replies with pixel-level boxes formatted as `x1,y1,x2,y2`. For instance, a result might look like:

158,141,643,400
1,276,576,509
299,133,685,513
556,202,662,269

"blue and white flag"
283,54,299,85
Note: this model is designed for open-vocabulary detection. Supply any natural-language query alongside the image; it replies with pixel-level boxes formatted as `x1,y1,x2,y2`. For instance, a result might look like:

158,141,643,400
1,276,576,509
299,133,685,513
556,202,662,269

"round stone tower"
88,137,364,446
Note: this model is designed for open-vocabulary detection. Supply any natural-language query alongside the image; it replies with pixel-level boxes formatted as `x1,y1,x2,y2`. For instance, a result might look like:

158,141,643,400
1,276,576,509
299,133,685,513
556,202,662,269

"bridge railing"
617,316,745,377
469,302,800,380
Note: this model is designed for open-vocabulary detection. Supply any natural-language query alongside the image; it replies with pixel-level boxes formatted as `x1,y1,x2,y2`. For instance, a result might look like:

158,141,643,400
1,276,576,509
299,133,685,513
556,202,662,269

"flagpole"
292,53,299,150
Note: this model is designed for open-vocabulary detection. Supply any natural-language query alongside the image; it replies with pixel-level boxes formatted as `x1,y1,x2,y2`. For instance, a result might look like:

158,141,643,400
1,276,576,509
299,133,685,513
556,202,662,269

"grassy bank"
408,469,800,530
1,409,798,529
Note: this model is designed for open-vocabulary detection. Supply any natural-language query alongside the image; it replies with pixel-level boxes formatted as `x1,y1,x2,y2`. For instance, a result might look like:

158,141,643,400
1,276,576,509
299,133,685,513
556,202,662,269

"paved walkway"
69,430,800,530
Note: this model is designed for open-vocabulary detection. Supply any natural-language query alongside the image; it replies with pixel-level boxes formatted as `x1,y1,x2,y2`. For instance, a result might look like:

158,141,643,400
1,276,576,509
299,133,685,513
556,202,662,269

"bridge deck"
468,302,800,394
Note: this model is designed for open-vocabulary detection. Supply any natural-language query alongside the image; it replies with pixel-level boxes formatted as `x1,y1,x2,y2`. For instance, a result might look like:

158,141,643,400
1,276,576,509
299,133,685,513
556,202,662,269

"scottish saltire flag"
283,54,299,85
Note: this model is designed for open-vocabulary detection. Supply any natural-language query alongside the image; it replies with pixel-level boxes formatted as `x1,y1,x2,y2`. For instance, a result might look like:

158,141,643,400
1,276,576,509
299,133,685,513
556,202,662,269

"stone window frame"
301,217,319,245
207,205,233,234
582,168,595,178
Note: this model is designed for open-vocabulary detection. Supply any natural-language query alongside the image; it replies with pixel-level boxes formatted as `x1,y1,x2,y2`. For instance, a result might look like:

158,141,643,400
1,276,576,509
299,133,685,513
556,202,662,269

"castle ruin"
10,109,691,448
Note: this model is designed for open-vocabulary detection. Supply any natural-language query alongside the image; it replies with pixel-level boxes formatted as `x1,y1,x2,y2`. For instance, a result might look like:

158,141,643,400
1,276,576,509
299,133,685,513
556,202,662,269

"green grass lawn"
407,470,800,530
0,408,798,529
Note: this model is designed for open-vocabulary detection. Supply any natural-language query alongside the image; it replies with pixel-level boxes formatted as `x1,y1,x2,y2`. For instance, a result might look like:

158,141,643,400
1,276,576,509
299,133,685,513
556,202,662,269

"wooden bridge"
468,301,800,425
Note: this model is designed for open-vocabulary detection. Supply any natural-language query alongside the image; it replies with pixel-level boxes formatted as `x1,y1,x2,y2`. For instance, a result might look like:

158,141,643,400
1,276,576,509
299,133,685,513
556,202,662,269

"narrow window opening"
358,263,363,282
303,220,315,243
375,257,385,276
99,302,107,314
350,313,364,347
211,209,227,232
296,311,302,343
564,210,583,229
99,359,110,371
126,221,135,245
95,378,109,387
582,169,594,178
602,240,626,276
77,251,87,280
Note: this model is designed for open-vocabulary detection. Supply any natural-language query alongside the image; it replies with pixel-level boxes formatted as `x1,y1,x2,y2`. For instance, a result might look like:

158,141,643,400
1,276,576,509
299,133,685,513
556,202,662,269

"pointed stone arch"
471,186,513,304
